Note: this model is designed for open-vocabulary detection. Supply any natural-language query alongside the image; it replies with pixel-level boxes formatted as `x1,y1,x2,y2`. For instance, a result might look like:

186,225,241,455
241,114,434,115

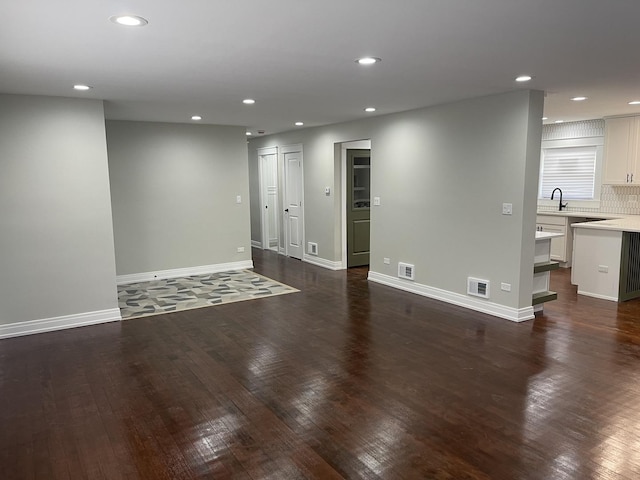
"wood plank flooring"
2,248,640,479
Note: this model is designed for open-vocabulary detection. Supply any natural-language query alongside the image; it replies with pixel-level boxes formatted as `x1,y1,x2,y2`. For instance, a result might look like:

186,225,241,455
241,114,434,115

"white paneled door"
283,147,303,260
258,148,279,251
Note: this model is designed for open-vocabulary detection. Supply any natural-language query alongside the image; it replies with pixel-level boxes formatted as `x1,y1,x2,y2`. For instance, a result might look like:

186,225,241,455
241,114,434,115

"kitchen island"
536,211,625,267
572,216,640,301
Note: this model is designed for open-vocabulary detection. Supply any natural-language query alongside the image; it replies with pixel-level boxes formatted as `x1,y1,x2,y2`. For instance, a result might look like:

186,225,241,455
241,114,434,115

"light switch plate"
324,187,331,196
236,195,242,204
373,196,381,206
502,203,513,215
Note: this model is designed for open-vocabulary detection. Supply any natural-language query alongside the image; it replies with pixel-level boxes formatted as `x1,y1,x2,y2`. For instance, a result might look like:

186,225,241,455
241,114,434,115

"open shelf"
532,290,557,306
533,261,560,274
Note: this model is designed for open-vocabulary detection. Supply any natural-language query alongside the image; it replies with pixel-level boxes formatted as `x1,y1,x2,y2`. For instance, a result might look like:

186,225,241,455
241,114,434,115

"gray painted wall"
248,90,543,310
0,94,119,324
106,120,251,275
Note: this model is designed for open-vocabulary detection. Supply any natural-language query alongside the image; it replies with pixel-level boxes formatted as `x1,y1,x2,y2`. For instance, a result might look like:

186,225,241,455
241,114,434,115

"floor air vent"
398,262,415,280
468,277,490,299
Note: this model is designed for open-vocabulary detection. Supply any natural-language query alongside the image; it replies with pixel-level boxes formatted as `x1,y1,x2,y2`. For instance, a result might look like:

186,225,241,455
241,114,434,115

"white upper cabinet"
603,116,640,184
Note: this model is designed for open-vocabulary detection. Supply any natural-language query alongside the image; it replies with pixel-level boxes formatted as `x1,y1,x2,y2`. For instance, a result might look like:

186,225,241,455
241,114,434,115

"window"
539,145,597,200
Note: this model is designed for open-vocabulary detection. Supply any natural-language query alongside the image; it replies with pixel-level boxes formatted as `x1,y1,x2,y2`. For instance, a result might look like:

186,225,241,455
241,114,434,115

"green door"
347,149,370,267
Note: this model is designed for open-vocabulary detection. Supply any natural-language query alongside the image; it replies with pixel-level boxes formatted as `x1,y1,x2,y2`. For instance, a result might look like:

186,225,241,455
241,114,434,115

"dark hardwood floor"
2,249,640,479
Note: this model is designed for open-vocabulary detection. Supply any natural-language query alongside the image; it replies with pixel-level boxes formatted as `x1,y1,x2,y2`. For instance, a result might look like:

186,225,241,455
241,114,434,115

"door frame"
340,139,372,268
281,144,304,259
258,146,279,251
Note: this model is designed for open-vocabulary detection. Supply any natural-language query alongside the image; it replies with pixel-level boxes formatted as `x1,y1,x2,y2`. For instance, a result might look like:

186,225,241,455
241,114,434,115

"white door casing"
282,145,303,260
258,147,279,251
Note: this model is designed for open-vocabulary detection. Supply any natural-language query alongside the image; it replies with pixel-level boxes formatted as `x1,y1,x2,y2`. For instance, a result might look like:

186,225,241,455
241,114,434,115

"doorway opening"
340,140,371,269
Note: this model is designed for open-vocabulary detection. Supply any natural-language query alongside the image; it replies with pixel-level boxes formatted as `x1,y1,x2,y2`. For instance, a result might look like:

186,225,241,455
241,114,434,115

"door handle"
284,208,289,213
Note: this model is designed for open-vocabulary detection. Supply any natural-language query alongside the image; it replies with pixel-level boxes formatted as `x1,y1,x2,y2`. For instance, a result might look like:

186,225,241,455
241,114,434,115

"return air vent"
468,277,490,299
307,242,318,255
398,262,415,280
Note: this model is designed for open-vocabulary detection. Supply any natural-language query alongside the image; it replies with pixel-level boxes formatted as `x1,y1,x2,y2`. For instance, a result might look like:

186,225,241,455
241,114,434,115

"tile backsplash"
538,185,640,215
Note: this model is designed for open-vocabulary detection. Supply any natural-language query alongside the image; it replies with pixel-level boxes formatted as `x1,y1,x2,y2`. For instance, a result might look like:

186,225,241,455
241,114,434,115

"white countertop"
572,216,640,233
537,211,626,220
535,231,564,241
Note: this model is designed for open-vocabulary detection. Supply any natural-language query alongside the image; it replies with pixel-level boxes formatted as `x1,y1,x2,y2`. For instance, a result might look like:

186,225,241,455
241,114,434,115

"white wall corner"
251,240,262,249
367,271,535,322
0,308,122,340
117,260,254,285
303,254,344,271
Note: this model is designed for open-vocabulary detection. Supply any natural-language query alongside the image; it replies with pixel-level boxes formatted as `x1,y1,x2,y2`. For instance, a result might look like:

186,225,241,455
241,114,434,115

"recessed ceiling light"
364,107,376,112
571,96,588,101
629,100,640,105
73,84,92,91
515,75,532,82
356,57,381,66
243,99,256,105
295,122,304,126
191,115,202,121
246,132,252,136
110,15,148,27
555,120,564,124
542,117,548,121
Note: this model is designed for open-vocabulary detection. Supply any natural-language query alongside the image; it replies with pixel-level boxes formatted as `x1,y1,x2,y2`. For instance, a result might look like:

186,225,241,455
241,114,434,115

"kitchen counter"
571,216,640,302
537,210,626,220
535,231,563,240
572,216,640,233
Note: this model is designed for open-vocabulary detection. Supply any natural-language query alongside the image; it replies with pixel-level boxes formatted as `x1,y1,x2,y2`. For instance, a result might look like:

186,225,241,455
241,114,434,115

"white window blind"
539,146,597,200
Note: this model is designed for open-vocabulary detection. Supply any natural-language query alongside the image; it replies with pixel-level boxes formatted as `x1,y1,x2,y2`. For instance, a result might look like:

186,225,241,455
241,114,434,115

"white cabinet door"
631,117,640,184
604,116,640,184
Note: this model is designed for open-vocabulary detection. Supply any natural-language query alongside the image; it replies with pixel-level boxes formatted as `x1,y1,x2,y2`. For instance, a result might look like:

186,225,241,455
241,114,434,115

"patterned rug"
118,270,298,320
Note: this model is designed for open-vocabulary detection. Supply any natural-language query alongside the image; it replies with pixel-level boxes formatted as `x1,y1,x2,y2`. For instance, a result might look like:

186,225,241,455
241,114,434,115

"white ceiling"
2,0,640,134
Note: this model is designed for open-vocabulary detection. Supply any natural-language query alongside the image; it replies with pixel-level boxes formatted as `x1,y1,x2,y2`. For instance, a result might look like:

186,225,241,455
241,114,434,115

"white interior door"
283,147,303,259
259,148,279,251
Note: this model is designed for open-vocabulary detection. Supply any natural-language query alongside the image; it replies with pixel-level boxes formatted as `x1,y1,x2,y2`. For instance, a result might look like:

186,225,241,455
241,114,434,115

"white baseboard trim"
0,308,122,340
368,272,535,322
303,255,344,271
251,240,262,249
577,290,617,302
117,260,255,285
279,247,286,255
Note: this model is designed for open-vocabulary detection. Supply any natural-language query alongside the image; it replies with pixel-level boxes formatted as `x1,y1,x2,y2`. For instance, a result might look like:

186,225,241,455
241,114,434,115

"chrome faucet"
551,187,568,211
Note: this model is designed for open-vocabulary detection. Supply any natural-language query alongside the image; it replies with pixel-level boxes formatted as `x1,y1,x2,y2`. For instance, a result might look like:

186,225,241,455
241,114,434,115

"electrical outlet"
502,203,513,215
237,246,245,253
373,196,381,206
383,257,390,265
501,282,511,292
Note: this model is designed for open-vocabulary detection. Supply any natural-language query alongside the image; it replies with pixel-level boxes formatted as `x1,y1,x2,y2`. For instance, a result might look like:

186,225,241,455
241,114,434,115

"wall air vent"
468,277,490,299
398,262,415,281
307,242,318,255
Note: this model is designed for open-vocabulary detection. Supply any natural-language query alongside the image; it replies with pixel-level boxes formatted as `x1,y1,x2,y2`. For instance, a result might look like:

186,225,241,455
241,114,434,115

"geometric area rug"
117,270,299,320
